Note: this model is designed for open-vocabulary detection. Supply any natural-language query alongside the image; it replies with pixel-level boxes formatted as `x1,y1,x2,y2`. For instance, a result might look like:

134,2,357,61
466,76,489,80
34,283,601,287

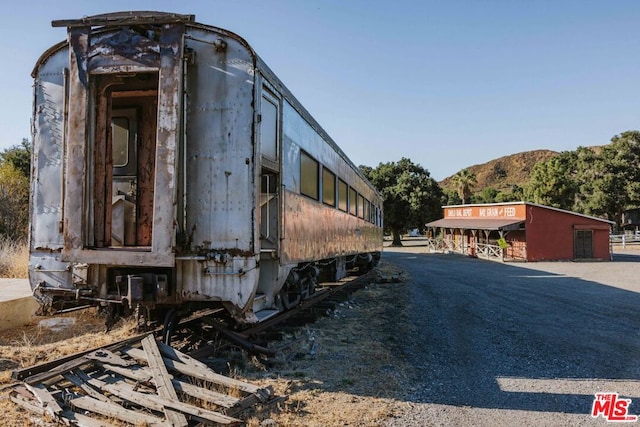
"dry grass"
0,310,139,425
0,262,411,426
237,261,412,426
0,311,137,375
0,238,28,278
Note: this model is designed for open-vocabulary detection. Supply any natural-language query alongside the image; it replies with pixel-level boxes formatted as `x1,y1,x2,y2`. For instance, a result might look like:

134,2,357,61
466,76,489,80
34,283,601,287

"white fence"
425,238,504,261
610,233,640,248
475,243,504,261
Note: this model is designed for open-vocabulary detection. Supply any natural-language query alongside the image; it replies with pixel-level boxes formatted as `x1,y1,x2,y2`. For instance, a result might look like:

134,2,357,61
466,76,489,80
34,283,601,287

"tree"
475,187,498,204
524,131,640,230
495,184,524,203
0,162,29,240
525,150,578,210
575,132,640,229
441,187,462,206
451,168,477,204
0,140,31,240
361,158,442,246
1,138,31,177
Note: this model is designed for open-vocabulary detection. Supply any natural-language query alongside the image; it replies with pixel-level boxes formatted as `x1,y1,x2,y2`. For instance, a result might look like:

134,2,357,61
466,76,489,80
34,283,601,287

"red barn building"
425,202,613,262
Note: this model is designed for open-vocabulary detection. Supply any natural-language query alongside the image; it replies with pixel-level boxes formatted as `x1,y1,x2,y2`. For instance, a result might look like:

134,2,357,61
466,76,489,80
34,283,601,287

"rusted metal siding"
176,258,258,311
63,27,90,254
152,23,183,257
282,192,382,263
280,99,382,263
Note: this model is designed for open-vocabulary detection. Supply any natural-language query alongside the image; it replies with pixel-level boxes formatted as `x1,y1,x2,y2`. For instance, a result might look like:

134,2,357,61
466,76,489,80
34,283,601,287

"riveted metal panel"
182,29,256,252
177,257,258,311
30,47,68,251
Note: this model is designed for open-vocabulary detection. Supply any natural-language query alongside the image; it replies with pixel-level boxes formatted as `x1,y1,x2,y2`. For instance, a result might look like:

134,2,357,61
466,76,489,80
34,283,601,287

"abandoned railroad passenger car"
29,11,383,326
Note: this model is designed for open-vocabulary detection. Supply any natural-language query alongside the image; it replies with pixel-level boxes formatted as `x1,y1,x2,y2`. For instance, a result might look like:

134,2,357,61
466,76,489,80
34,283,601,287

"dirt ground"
0,262,412,426
2,243,640,426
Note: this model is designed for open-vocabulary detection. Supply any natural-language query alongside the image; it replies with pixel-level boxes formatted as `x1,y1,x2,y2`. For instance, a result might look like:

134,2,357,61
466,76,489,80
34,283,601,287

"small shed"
425,202,613,262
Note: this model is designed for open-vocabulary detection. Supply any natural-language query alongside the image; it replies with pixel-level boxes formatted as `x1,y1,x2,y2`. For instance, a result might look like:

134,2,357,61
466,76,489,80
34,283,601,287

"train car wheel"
279,287,301,310
162,309,179,345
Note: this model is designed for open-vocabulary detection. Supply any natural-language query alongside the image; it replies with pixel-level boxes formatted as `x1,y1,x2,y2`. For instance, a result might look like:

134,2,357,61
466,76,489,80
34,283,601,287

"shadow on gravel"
374,251,640,415
613,253,640,262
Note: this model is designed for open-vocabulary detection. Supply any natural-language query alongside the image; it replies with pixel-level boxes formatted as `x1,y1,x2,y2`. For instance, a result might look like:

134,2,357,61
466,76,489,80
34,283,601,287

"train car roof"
33,11,382,201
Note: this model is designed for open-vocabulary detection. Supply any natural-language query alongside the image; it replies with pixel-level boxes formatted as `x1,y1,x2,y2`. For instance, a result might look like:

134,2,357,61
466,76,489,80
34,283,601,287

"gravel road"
381,245,640,426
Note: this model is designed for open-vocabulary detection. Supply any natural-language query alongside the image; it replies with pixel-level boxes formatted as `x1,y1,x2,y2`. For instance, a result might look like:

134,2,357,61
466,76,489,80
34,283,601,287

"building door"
574,229,593,259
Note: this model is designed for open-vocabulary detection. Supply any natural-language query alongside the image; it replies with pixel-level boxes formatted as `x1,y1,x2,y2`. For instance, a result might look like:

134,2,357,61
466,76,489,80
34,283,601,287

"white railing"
425,238,509,262
425,238,448,253
475,243,503,261
610,233,640,248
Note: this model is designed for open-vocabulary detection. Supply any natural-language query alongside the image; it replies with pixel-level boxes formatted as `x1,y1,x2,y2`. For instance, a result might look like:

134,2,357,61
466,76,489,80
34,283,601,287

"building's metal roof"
425,218,525,231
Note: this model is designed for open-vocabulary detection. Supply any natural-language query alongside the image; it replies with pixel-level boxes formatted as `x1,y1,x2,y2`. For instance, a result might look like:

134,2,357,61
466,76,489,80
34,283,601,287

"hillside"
439,149,559,195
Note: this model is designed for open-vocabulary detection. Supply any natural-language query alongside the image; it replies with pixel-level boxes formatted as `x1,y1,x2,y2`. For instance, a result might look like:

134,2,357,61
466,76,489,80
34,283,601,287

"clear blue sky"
2,1,640,180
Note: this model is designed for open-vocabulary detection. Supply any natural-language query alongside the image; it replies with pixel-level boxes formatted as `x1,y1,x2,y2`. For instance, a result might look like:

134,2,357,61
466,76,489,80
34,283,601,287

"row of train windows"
300,151,381,226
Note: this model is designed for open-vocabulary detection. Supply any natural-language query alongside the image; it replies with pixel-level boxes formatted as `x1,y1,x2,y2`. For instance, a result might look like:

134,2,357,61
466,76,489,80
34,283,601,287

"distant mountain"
439,149,559,195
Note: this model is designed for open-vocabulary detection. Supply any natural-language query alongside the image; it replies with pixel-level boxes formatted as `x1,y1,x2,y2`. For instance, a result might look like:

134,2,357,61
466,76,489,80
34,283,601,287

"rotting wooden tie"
9,333,279,426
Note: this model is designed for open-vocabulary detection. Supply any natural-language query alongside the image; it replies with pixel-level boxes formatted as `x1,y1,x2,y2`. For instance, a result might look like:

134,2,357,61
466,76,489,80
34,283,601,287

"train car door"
256,85,287,311
260,88,281,253
90,74,159,249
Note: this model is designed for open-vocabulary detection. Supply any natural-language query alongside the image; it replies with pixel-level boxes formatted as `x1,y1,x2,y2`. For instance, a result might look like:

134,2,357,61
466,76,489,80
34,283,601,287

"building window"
322,167,336,207
338,179,348,212
300,152,319,200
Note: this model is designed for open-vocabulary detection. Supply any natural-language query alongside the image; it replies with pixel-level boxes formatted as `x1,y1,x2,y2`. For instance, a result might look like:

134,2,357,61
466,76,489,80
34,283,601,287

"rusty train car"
28,11,383,328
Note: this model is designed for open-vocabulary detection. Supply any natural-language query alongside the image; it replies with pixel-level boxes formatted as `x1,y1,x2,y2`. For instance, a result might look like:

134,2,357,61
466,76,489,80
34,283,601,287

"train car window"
358,194,365,219
260,93,278,160
365,199,371,222
112,117,129,167
349,187,357,216
322,167,336,207
300,152,319,200
338,179,348,212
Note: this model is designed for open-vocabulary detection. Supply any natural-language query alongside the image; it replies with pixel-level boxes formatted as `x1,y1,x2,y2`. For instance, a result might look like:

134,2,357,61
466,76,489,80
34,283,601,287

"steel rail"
12,272,373,380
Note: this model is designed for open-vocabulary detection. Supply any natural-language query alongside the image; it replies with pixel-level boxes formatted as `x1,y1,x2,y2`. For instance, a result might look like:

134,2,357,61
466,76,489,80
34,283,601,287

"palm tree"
452,168,477,204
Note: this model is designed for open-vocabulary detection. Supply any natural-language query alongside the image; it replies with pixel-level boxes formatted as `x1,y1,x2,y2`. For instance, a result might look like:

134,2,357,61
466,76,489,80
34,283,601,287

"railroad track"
8,271,374,425
183,271,374,359
12,270,374,382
